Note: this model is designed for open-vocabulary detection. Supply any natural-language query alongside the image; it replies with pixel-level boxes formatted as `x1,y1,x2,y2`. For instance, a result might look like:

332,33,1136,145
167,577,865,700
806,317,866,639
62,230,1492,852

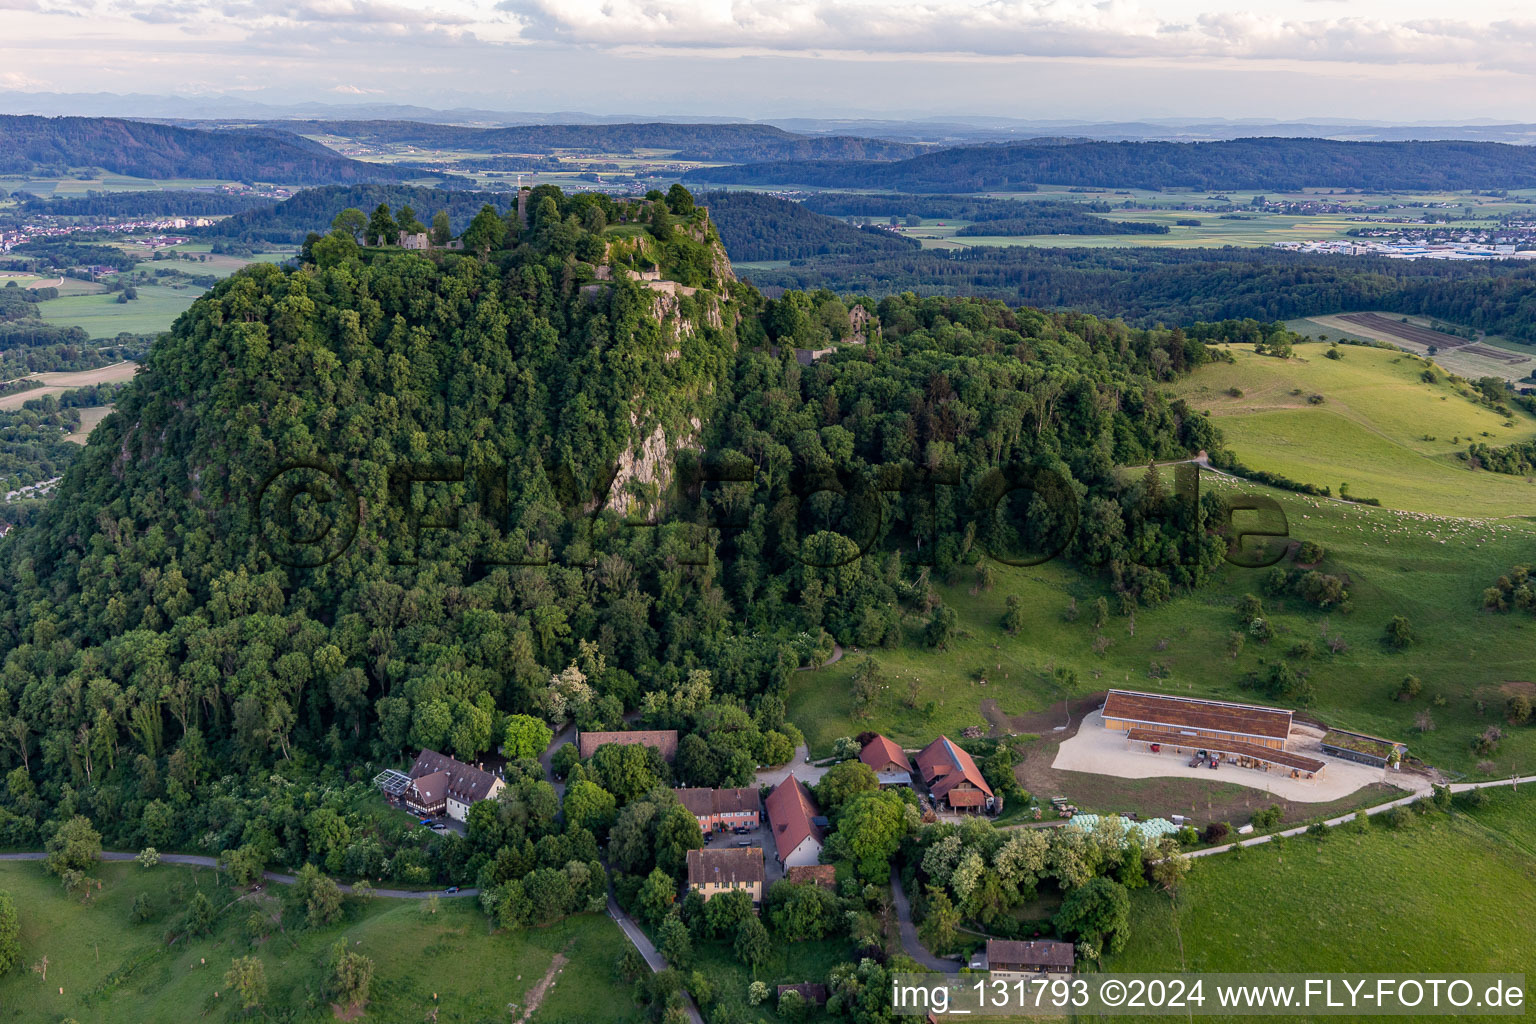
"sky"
3,0,1534,122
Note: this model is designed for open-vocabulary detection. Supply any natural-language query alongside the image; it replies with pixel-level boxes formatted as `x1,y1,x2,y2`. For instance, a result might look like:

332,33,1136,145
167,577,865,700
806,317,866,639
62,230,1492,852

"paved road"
606,887,705,1024
796,642,845,670
755,743,832,789
1185,773,1536,860
540,722,576,800
0,851,478,900
890,867,961,974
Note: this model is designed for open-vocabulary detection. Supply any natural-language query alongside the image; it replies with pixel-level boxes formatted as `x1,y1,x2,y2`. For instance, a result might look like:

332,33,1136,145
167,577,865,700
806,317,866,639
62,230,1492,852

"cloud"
494,0,1536,68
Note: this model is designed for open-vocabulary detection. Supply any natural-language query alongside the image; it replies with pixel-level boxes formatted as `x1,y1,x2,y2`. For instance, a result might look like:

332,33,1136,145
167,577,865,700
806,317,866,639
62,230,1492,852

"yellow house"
686,847,765,906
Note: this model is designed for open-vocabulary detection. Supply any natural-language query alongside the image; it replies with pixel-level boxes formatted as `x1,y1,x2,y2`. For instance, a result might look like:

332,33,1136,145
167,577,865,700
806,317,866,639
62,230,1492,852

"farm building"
915,735,995,813
576,729,678,762
674,787,761,833
1321,729,1406,768
859,734,913,786
765,774,826,868
971,939,1075,975
1102,690,1292,750
686,847,765,905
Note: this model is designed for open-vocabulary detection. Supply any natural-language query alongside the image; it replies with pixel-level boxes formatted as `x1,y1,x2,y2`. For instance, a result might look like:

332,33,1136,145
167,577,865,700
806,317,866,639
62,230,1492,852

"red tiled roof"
687,846,765,888
946,788,987,807
765,774,824,862
1102,689,1291,742
914,736,993,800
860,734,911,773
577,729,679,761
408,749,501,804
786,864,836,889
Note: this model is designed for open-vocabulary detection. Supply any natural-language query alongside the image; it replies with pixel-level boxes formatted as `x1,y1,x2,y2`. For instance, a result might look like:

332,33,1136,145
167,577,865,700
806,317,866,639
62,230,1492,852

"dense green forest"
10,189,279,219
200,184,514,244
0,116,421,183
274,119,927,162
743,244,1536,344
685,137,1536,191
800,192,1166,235
704,191,920,261
0,186,1231,917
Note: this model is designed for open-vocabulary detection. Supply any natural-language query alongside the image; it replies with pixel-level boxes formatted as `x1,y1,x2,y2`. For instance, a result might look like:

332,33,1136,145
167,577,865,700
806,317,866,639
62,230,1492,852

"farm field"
905,209,1499,251
66,404,116,443
0,271,105,296
0,362,139,410
38,283,204,337
1296,312,1536,383
162,242,295,277
1105,788,1536,1019
0,859,637,1024
1173,342,1536,516
785,470,1536,780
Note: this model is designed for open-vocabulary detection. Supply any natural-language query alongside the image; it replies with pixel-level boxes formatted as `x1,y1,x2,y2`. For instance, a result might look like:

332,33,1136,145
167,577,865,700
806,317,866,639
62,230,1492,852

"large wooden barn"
1102,689,1292,749
1102,689,1325,779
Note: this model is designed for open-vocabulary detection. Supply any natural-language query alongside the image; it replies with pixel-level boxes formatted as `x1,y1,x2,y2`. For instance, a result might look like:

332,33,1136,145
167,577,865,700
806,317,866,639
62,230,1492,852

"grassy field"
1289,313,1536,384
0,859,637,1023
38,283,204,338
66,405,116,444
1172,342,1536,516
1105,788,1536,1016
786,466,1536,780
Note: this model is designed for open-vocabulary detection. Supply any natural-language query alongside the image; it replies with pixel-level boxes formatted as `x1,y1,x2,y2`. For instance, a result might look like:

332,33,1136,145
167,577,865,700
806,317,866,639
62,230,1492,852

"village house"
915,736,995,813
686,846,765,905
970,939,1076,976
576,729,679,762
399,749,504,823
765,774,826,868
674,787,761,833
859,734,914,787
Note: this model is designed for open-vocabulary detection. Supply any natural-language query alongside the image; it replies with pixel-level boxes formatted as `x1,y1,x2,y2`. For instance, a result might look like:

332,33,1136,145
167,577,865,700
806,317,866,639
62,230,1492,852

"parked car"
419,819,433,826
735,839,752,847
430,823,448,831
444,886,460,894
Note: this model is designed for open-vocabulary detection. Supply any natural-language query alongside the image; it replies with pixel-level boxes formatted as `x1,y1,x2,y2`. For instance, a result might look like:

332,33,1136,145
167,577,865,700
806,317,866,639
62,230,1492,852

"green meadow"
1102,788,1536,1021
38,283,204,338
0,859,636,1023
1175,342,1536,516
787,466,1536,777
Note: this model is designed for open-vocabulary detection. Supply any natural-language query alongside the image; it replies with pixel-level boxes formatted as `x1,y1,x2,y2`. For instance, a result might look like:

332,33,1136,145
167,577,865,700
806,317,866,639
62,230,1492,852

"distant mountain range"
260,120,925,162
0,116,424,184
3,91,1535,145
685,137,1536,192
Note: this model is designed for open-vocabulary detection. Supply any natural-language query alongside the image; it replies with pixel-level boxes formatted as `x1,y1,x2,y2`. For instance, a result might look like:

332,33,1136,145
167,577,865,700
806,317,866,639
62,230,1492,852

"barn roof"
1103,689,1292,742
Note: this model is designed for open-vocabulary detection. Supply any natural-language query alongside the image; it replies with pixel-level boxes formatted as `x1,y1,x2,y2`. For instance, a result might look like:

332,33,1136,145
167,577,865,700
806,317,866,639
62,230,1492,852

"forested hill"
276,120,926,162
703,191,920,261
741,244,1536,344
0,183,1228,860
0,116,420,183
202,184,513,243
685,137,1536,191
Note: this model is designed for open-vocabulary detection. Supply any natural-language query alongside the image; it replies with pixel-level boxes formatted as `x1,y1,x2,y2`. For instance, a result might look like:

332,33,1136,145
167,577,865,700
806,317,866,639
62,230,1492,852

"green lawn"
38,283,205,338
1173,342,1536,516
0,860,637,1023
787,470,1536,777
1105,788,1536,1018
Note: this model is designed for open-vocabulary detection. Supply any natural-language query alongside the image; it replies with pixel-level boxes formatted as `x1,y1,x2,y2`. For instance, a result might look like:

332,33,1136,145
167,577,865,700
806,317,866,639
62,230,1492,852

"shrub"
1202,822,1229,845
